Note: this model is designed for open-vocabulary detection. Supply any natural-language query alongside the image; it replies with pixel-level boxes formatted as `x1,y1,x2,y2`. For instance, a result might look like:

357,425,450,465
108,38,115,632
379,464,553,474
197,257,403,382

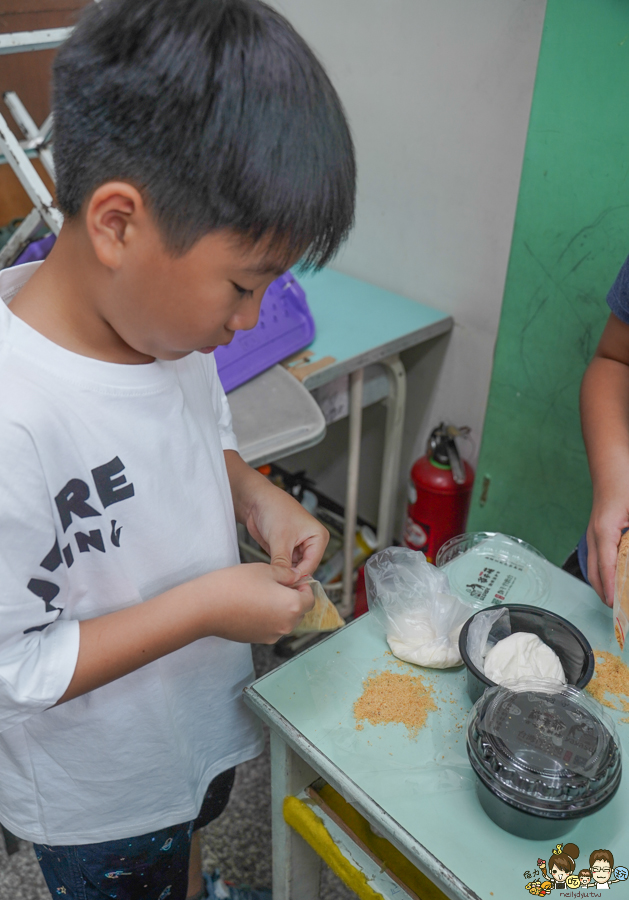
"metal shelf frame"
0,21,80,265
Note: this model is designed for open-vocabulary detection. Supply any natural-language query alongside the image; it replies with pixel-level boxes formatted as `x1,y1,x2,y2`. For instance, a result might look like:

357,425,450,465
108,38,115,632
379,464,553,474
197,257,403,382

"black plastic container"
458,604,594,703
466,683,622,838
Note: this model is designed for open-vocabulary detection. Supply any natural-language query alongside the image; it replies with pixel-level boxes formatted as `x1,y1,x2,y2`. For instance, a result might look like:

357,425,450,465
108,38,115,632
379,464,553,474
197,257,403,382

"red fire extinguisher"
403,423,474,562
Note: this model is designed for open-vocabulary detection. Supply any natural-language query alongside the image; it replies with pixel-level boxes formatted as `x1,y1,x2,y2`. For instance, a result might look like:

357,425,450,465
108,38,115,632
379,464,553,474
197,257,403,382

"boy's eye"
232,282,252,297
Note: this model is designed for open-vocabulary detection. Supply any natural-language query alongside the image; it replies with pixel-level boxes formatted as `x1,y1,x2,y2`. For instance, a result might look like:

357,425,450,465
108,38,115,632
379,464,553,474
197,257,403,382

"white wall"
271,0,547,528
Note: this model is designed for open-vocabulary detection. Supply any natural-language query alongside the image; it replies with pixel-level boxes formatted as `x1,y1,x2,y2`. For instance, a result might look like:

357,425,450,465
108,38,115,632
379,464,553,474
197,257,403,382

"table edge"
302,316,454,390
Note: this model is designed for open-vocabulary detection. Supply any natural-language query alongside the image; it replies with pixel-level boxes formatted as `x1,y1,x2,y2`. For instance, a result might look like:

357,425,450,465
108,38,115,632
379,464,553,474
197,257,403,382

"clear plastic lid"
466,682,622,817
436,532,550,609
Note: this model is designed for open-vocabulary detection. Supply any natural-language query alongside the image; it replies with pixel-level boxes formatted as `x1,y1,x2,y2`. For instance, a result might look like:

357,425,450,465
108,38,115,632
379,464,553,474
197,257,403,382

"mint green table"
296,268,452,391
243,560,629,900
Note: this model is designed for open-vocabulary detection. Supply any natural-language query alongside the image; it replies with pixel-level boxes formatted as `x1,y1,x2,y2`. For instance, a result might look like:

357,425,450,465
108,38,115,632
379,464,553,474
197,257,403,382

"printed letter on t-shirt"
55,478,101,532
91,457,135,508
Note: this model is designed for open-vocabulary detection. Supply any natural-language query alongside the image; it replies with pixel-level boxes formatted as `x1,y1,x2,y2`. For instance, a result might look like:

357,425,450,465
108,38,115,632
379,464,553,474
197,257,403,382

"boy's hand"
246,488,329,577
206,563,315,644
225,450,329,577
58,562,315,704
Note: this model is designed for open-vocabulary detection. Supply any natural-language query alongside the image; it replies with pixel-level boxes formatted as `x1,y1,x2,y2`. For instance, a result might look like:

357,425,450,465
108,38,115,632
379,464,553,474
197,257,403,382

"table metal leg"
340,368,364,617
376,354,407,551
270,730,322,900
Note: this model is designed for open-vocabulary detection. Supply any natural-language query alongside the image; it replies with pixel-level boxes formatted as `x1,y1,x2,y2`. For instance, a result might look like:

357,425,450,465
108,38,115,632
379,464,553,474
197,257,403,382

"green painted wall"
467,0,629,564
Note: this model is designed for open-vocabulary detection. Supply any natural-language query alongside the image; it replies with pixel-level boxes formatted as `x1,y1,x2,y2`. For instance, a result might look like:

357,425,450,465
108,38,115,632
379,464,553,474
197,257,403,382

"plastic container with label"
466,682,622,839
436,531,550,609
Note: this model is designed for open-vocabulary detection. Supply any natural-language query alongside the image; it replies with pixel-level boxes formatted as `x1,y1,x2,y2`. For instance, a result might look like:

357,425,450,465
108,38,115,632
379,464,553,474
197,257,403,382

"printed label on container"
442,539,548,609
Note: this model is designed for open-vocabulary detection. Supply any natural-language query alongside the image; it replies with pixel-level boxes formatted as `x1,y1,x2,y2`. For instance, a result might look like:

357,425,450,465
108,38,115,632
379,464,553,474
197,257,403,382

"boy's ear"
85,182,147,269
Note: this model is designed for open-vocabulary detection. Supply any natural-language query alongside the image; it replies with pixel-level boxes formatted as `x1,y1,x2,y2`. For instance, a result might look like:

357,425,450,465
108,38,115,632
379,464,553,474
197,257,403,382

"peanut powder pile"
586,650,629,721
353,669,437,737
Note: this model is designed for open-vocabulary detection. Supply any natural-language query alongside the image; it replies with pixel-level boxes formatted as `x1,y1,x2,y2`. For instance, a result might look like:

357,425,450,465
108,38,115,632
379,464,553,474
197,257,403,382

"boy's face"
111,228,286,362
87,188,292,363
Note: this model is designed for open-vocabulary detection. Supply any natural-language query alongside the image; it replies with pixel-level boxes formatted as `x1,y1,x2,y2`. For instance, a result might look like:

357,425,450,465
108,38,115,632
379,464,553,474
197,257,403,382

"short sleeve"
0,421,79,732
607,254,629,324
206,355,239,453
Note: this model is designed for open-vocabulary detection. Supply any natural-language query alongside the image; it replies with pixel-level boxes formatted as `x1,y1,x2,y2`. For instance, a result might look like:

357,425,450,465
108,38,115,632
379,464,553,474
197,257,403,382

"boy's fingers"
295,583,316,611
270,540,296,570
292,550,318,578
291,534,328,577
270,564,301,586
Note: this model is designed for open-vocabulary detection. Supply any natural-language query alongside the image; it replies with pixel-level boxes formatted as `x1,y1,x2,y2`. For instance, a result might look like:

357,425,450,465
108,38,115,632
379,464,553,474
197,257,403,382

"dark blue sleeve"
607,255,629,323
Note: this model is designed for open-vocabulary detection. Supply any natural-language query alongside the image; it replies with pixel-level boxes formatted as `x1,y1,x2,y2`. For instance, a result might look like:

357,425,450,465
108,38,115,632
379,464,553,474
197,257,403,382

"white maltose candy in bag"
483,632,566,686
365,547,471,668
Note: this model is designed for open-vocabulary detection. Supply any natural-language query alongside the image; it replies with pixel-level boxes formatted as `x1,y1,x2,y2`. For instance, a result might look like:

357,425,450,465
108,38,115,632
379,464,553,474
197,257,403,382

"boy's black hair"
52,0,355,268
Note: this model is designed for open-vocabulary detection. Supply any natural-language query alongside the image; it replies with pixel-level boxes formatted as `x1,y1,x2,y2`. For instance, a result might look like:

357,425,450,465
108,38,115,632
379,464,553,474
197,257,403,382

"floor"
0,643,355,900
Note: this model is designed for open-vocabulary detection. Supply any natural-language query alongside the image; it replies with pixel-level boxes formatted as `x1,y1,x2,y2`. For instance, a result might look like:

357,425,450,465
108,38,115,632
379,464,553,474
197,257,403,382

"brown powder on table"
353,670,436,737
586,650,629,722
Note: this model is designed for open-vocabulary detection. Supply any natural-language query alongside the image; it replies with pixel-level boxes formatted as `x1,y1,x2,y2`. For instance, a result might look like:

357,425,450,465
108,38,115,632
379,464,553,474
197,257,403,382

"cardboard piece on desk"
292,577,345,635
283,355,336,383
283,349,314,366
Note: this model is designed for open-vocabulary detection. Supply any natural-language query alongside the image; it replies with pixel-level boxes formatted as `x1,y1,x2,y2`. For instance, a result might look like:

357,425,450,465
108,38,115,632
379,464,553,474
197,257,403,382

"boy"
581,256,629,605
0,1,356,898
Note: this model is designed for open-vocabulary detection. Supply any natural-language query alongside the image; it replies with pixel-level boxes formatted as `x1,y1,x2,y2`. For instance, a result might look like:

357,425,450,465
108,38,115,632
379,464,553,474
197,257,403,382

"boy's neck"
8,224,154,365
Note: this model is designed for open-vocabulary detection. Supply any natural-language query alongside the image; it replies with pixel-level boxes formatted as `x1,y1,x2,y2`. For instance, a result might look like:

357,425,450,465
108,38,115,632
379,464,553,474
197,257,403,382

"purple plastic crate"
215,271,314,393
12,233,56,267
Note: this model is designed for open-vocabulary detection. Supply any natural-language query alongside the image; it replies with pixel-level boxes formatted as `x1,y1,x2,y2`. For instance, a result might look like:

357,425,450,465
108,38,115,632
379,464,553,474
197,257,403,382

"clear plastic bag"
465,607,511,673
291,578,345,635
365,547,471,668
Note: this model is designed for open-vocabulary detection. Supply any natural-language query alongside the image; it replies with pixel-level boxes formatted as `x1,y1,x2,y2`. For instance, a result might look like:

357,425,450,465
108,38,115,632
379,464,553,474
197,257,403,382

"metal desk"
282,267,453,613
244,561,629,900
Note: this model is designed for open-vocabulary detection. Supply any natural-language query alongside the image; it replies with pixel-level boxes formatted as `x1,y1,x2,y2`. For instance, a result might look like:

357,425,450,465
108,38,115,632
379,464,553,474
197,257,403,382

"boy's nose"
229,296,263,332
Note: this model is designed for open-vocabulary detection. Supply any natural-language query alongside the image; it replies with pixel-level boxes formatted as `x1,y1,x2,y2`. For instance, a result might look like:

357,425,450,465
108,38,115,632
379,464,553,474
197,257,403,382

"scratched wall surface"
467,0,629,564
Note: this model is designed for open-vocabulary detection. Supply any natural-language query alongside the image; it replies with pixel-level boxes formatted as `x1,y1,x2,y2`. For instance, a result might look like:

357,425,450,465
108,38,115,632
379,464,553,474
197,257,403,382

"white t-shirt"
0,262,263,845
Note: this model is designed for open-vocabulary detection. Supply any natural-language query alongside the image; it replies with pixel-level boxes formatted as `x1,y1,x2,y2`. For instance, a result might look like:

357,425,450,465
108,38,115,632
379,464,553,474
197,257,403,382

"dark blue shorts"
34,767,235,900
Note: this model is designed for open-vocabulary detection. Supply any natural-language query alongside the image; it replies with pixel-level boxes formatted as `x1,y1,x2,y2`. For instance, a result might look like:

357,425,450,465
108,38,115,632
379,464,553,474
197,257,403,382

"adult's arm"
580,312,629,604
